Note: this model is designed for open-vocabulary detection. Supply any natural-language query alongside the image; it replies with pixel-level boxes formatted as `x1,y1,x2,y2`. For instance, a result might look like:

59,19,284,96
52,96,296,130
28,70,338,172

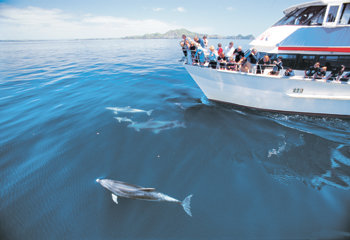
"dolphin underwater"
106,106,153,116
96,178,193,216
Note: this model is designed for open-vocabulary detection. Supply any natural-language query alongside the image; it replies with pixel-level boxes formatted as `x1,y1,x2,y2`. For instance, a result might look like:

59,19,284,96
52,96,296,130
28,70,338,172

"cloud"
174,7,185,13
152,8,164,12
226,7,234,11
0,5,181,40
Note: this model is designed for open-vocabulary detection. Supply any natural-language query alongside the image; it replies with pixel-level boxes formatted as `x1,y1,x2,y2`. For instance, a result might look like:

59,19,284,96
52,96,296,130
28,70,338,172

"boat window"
277,54,297,68
273,8,301,26
326,6,339,22
338,56,350,70
273,6,326,26
297,55,316,70
310,7,326,25
339,3,350,24
319,56,339,70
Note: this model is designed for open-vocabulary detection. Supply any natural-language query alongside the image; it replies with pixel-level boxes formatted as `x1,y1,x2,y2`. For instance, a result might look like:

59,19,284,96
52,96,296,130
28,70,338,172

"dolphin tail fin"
112,193,118,204
181,194,193,217
147,110,153,116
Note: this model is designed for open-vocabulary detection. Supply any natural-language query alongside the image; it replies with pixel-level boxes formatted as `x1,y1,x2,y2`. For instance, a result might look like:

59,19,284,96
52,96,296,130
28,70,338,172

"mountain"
122,29,255,40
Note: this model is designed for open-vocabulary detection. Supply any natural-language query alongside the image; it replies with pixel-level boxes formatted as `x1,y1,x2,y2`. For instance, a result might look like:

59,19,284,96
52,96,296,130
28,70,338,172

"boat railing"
185,59,284,76
183,57,349,84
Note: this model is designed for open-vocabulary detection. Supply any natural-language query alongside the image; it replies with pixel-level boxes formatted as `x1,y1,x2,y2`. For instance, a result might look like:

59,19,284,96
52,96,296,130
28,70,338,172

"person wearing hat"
208,45,218,69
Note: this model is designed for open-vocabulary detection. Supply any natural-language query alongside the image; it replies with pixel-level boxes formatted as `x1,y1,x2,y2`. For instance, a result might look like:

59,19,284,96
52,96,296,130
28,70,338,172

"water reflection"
184,102,350,191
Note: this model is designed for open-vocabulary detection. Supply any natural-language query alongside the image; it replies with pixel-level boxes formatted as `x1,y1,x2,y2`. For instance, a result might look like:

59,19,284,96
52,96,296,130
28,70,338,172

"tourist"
313,66,327,80
340,72,350,82
203,35,208,48
268,56,283,75
195,45,206,66
189,41,198,63
224,42,235,58
217,43,223,55
234,46,244,63
240,57,250,73
185,38,192,64
305,62,320,78
217,52,227,70
257,55,271,74
247,49,258,73
226,57,236,71
284,68,295,77
247,49,258,64
180,34,188,58
208,46,218,69
194,36,205,48
326,65,346,81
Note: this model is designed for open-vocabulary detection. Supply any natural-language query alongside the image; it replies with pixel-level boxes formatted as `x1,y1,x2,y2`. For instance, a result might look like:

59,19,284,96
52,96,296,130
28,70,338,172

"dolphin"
127,120,186,134
106,106,153,116
114,116,133,123
96,178,193,217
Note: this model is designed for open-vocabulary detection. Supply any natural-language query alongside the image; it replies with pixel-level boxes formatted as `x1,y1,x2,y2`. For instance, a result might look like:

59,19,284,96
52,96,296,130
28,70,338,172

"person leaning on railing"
189,41,197,63
256,55,271,74
217,52,227,70
194,45,206,66
208,45,218,69
326,65,346,82
226,57,236,71
305,62,320,78
340,72,350,82
268,56,283,76
284,68,295,77
234,46,244,63
247,49,258,73
180,34,188,58
313,66,327,80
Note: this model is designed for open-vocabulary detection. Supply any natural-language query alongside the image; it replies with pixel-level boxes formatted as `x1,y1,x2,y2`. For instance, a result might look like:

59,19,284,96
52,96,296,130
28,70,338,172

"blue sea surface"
1,39,350,240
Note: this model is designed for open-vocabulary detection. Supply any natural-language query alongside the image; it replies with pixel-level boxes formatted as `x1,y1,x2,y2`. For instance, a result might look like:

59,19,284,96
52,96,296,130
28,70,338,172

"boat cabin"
251,0,350,72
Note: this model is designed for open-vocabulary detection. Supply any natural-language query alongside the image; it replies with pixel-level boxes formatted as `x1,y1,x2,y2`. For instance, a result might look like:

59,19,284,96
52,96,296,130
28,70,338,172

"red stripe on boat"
278,46,350,53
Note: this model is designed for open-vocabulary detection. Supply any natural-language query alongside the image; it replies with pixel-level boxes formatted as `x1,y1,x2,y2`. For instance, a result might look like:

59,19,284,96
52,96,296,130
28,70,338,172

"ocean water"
0,39,350,240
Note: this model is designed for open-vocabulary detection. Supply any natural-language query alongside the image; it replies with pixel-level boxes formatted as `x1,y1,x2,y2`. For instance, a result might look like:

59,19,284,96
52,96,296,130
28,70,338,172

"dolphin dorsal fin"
140,188,156,192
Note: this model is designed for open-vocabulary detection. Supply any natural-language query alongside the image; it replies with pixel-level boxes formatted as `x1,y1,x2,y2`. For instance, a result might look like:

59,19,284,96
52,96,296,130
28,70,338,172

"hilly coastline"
123,28,254,40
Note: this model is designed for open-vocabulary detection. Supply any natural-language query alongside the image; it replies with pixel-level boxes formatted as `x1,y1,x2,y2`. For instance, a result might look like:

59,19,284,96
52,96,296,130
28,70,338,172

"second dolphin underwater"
96,178,193,217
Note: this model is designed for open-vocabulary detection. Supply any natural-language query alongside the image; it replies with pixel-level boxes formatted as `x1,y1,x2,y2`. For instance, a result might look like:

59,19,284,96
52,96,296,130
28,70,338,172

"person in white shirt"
224,42,235,58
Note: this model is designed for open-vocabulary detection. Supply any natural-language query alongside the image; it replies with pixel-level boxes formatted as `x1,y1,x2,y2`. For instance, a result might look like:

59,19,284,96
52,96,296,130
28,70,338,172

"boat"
184,0,350,117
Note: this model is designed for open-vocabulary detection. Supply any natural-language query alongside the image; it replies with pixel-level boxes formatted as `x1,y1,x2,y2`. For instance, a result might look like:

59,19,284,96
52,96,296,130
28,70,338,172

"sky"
0,0,308,40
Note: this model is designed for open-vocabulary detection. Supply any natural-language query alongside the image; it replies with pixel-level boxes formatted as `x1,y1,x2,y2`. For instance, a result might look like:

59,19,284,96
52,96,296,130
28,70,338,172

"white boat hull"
184,65,350,117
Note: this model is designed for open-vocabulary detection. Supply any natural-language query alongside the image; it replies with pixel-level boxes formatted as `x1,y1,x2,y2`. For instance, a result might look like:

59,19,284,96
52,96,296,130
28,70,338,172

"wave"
265,113,350,145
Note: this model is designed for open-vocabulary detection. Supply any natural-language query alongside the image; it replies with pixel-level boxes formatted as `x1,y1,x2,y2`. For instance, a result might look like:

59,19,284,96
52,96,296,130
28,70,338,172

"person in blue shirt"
208,45,218,69
195,46,206,66
194,36,205,48
284,68,295,77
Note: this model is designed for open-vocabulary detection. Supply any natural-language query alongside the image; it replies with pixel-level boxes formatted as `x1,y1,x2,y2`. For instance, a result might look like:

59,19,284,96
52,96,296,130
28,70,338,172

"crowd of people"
180,34,350,82
180,34,285,76
304,63,350,82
